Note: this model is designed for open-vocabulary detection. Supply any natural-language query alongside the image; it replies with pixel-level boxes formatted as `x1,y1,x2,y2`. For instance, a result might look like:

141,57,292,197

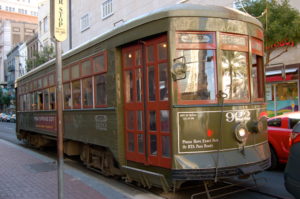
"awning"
266,68,298,76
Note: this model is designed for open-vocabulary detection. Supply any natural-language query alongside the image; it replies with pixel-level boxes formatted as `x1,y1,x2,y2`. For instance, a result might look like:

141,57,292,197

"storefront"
266,64,300,117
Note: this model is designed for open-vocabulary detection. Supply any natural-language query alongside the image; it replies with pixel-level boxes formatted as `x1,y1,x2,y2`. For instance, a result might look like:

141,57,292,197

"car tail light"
289,132,300,147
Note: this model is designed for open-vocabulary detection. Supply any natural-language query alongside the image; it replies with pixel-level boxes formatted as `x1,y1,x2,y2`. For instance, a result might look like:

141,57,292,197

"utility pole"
50,1,68,198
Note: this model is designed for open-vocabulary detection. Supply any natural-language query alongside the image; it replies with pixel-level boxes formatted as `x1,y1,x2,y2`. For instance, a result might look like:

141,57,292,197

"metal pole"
55,40,64,199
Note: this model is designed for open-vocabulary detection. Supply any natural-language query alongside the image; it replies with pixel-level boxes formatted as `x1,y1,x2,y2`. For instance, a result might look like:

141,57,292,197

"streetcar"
15,4,270,192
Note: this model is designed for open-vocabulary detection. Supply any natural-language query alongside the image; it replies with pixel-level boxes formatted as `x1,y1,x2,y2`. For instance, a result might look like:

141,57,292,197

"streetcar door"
122,35,171,168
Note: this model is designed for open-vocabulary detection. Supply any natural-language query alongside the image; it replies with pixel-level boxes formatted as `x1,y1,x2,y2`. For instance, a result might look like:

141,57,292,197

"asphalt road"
0,122,295,199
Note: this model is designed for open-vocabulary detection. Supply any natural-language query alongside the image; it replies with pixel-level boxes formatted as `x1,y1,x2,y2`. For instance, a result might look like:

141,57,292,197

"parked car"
10,114,16,123
5,114,11,122
267,111,300,169
1,114,7,122
284,122,300,198
0,113,6,121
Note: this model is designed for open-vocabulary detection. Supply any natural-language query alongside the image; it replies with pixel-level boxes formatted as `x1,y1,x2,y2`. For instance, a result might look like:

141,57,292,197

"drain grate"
28,162,57,173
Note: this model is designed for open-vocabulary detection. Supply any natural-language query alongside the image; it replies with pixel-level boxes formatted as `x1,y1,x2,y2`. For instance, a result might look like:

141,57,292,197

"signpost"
51,0,68,198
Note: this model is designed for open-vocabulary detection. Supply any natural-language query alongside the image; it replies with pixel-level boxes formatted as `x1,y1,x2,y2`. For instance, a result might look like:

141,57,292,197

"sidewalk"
0,139,159,199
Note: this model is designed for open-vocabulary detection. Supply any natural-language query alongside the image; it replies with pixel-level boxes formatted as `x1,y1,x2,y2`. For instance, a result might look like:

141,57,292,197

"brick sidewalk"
0,139,106,199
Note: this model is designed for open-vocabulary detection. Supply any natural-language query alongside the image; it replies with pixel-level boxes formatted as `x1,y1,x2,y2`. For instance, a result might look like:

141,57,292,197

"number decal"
225,110,251,123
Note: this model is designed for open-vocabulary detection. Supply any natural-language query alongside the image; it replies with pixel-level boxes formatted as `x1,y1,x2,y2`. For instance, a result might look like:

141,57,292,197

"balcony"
8,65,15,72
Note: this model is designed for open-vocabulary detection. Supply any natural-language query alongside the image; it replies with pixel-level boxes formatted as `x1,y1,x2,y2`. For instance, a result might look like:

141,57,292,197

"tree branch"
269,46,290,63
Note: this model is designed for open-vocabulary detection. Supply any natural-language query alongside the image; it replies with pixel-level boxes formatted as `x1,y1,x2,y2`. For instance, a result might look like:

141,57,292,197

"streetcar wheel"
269,147,278,170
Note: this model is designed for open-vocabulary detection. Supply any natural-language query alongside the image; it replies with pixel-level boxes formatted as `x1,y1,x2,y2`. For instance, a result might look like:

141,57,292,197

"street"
0,122,295,199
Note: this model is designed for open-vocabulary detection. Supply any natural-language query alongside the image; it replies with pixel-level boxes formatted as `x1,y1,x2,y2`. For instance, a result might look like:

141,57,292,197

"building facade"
0,10,37,84
62,0,236,52
265,0,300,116
0,0,38,16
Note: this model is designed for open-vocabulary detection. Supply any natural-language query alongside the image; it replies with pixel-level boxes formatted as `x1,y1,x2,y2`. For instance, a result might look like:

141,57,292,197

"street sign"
53,0,68,42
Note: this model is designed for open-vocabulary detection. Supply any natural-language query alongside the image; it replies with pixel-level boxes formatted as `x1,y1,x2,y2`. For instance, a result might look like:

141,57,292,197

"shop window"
82,77,93,107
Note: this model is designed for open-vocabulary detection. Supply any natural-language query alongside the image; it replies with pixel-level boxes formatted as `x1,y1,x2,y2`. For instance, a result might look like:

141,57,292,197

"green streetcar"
16,4,270,192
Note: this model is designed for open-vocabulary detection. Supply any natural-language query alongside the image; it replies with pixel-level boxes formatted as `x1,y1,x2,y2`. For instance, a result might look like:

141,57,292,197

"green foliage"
239,0,300,64
26,45,55,72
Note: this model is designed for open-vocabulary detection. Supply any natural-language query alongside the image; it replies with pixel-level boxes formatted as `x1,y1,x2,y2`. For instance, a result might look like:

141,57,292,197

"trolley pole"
56,40,64,199
51,1,68,198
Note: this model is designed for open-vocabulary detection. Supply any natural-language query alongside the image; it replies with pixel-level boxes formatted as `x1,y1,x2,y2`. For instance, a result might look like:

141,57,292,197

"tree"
26,45,55,71
238,0,300,65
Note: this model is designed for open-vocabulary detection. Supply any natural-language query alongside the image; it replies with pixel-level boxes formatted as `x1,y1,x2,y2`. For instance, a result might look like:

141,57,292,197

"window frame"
80,13,90,32
101,0,113,19
175,31,218,105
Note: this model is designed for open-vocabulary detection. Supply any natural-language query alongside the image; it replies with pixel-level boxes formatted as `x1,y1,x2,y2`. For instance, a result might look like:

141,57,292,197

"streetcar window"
125,71,134,102
150,134,157,155
71,64,80,79
136,68,142,102
37,91,43,110
19,95,24,111
49,74,55,86
128,132,134,152
82,59,92,76
63,68,70,82
93,53,106,73
82,77,93,107
26,93,31,111
177,49,216,101
162,136,170,157
38,78,42,89
32,92,37,110
221,50,249,100
95,74,107,106
49,87,56,110
137,110,143,131
148,66,156,101
160,110,169,132
159,63,168,101
137,134,144,153
44,89,49,110
72,80,81,109
252,55,264,99
63,83,71,109
147,45,154,62
149,111,157,131
158,42,167,60
43,76,48,87
251,37,264,100
126,111,134,130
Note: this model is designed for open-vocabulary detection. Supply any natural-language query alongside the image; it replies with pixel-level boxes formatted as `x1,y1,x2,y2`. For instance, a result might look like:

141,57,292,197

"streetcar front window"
177,49,216,101
221,50,249,100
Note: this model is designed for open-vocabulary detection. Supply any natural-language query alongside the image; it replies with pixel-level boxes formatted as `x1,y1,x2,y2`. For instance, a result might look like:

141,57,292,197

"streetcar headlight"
235,124,248,143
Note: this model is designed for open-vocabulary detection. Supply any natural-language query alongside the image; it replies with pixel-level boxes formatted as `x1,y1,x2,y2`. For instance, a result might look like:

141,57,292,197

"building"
265,0,300,116
38,0,53,48
61,0,236,52
0,10,37,84
0,0,38,16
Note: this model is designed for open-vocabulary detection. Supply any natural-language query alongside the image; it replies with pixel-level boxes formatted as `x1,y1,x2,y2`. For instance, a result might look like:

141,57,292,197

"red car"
267,112,300,169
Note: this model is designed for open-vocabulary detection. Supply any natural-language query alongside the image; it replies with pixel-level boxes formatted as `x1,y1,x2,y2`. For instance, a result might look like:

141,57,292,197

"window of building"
43,16,48,33
102,0,113,19
80,14,90,32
